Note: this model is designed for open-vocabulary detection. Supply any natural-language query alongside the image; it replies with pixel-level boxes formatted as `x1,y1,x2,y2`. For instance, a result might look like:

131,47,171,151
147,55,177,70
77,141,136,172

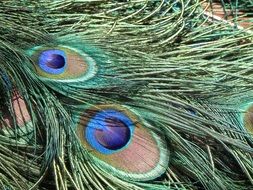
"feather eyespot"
0,91,33,143
76,104,169,181
1,91,31,129
242,104,253,134
28,45,97,82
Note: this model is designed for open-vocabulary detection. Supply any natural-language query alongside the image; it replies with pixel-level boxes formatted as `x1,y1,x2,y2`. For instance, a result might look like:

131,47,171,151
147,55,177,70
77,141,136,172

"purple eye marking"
38,49,66,74
85,110,134,154
94,117,131,150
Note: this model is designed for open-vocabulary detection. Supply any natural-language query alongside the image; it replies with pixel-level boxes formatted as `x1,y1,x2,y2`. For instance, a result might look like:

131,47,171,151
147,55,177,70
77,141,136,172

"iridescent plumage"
0,1,253,190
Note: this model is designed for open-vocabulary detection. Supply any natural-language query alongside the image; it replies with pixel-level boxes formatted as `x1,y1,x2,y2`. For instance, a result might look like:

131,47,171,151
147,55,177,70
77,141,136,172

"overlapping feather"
0,0,253,190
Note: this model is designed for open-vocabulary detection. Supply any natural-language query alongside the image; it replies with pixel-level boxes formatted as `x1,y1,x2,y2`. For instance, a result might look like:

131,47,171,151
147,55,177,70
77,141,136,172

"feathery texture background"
0,0,253,189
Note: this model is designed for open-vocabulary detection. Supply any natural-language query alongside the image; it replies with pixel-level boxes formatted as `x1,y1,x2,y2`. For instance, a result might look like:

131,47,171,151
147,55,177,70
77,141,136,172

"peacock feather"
0,0,253,189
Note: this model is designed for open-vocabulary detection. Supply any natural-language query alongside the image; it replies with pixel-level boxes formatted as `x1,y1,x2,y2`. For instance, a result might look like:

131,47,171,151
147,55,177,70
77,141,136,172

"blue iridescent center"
85,109,134,154
38,49,66,74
